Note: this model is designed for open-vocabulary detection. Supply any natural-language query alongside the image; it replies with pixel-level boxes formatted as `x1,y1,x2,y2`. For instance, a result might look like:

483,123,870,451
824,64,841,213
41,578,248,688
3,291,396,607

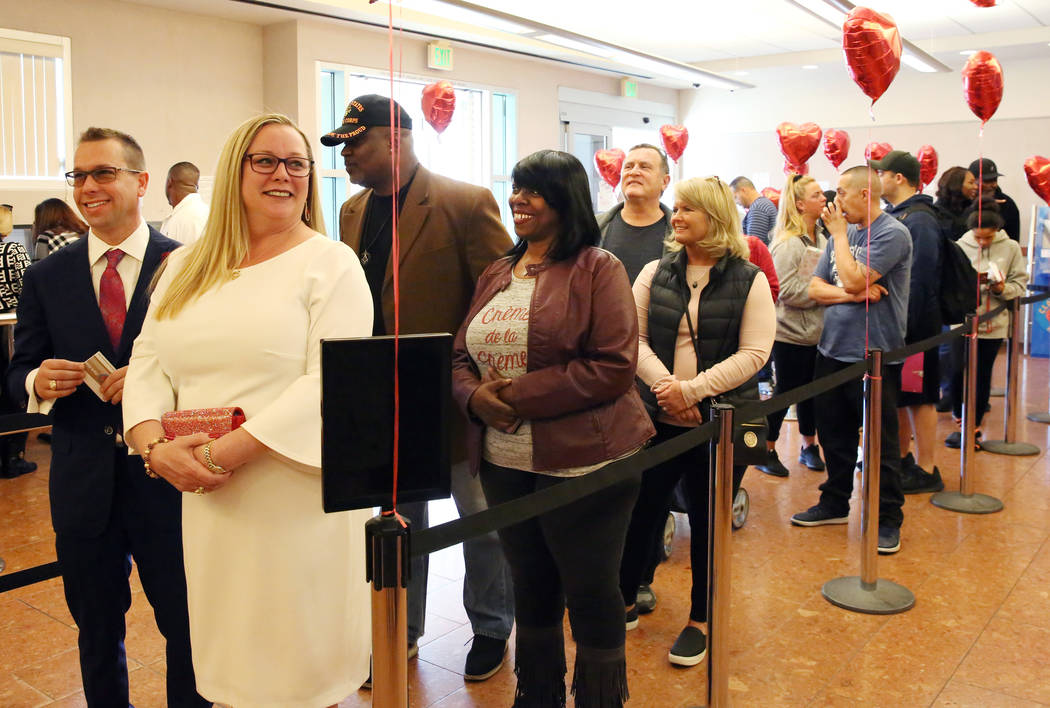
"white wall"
680,56,1049,243
0,0,264,223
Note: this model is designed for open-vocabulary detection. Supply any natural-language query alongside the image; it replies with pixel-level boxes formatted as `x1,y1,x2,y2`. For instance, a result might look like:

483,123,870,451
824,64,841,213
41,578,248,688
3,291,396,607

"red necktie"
99,249,126,351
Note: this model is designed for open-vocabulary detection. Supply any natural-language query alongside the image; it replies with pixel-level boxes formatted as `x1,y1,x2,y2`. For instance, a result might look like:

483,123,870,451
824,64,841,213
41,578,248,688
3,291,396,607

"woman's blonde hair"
154,113,324,319
668,176,749,260
773,174,817,244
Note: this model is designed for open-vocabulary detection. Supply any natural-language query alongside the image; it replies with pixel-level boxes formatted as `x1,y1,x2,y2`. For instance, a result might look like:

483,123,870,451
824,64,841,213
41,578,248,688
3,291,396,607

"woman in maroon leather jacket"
451,150,654,708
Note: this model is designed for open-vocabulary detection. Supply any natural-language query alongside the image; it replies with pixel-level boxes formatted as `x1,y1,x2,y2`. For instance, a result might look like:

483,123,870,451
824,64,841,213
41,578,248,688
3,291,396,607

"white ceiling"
128,0,1050,83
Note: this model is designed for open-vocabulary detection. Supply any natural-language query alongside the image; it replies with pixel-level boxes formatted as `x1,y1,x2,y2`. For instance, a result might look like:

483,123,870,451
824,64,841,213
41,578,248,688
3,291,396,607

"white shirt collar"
88,220,150,265
169,192,201,218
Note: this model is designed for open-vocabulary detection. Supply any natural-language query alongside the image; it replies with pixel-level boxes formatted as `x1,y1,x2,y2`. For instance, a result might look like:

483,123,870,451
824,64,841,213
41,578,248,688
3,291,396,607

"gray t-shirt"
601,213,666,285
814,212,912,363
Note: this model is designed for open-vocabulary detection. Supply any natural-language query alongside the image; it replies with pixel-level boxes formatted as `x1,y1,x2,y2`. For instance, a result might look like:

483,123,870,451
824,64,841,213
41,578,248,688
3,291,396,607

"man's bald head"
836,165,883,225
165,161,200,208
840,165,881,199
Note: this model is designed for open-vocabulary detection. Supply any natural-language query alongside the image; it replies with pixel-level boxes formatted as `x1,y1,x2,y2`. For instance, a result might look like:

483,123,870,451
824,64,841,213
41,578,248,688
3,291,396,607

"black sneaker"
791,504,848,527
625,606,639,630
945,430,982,450
464,635,507,681
757,449,789,477
798,444,825,471
1,458,37,479
901,465,944,495
877,526,901,554
636,584,657,614
669,626,707,667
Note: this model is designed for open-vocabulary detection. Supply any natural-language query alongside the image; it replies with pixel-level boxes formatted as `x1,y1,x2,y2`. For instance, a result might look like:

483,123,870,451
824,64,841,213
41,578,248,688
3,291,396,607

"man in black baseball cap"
871,149,945,495
967,158,1020,241
321,94,514,681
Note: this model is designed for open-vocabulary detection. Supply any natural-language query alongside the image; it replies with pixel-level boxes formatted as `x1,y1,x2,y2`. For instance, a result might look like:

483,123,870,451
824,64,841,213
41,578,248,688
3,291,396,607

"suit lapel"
117,230,167,362
72,242,118,359
382,167,430,295
341,195,367,252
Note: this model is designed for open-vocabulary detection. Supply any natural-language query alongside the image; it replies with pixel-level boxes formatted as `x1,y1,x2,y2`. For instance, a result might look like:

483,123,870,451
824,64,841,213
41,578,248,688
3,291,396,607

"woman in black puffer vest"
619,176,776,668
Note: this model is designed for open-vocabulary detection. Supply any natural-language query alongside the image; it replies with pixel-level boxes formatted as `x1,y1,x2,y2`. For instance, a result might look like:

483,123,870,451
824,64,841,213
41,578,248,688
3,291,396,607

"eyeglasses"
243,153,314,177
64,167,143,187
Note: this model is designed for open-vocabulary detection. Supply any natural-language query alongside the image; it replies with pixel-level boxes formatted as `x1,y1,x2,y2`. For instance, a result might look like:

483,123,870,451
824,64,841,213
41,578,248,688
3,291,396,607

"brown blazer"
338,165,513,336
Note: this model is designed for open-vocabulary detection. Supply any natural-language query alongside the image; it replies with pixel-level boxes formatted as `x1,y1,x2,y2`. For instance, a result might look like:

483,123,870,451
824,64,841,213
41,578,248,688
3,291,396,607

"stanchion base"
1027,412,1050,424
931,491,1003,514
822,576,915,615
980,440,1040,456
990,387,1005,397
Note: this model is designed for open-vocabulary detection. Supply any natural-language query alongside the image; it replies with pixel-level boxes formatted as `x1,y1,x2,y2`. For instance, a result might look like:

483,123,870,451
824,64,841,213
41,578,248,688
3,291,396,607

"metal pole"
859,349,881,588
706,403,733,708
366,513,410,708
932,316,1003,514
983,299,1040,455
822,349,914,615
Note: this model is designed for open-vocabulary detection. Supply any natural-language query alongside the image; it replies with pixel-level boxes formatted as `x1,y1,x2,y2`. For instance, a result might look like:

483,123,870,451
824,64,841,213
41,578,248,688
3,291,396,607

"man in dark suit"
7,127,207,707
321,95,514,681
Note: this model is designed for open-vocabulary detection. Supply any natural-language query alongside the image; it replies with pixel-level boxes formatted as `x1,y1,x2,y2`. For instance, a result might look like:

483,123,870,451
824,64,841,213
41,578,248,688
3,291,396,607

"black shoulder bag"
680,295,769,467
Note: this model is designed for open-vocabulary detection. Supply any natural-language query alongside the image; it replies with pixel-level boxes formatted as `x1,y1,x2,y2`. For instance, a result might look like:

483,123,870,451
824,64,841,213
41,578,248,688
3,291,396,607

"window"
317,65,517,239
0,29,72,180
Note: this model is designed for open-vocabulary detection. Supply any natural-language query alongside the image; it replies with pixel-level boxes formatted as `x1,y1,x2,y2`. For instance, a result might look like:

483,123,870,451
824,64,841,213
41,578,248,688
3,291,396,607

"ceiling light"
787,0,951,73
802,64,819,70
536,33,617,58
959,49,978,56
403,0,532,34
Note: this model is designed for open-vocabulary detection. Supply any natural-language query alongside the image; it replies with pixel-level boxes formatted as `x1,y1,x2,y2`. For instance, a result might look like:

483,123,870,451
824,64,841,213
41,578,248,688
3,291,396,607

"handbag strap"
678,287,704,368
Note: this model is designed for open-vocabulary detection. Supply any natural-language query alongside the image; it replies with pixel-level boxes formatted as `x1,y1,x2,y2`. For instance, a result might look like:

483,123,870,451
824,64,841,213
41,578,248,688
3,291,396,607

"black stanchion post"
932,315,1004,514
983,298,1040,455
365,513,410,708
822,349,914,614
706,403,734,708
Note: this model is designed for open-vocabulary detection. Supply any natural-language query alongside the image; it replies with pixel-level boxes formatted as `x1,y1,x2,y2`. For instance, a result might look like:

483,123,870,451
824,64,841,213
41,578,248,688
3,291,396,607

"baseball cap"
320,94,413,146
869,149,920,185
968,158,1001,181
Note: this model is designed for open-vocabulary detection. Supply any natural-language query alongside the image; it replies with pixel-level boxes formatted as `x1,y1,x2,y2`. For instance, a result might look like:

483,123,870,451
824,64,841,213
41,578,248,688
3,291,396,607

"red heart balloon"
823,129,851,170
970,0,995,6
784,160,809,177
1025,156,1050,206
864,142,893,161
421,80,456,134
917,145,938,190
761,187,781,210
594,149,625,189
660,125,689,163
777,122,822,169
962,51,1004,125
842,7,902,104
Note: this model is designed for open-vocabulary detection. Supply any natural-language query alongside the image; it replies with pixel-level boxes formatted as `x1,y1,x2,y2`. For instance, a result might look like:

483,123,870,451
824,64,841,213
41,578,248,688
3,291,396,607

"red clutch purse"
161,407,245,439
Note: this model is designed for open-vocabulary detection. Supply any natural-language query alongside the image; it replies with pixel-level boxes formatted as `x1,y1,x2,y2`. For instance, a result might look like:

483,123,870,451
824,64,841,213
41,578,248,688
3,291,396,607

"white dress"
123,235,373,707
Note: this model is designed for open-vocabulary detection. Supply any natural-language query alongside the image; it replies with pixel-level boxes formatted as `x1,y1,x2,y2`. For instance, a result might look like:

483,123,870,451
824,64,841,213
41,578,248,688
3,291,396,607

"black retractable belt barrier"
932,314,1004,514
366,514,410,708
821,350,915,615
982,298,1040,455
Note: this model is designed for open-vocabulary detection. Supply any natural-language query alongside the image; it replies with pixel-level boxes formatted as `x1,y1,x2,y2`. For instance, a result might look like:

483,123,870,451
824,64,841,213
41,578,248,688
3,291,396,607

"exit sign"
621,78,638,98
427,43,454,71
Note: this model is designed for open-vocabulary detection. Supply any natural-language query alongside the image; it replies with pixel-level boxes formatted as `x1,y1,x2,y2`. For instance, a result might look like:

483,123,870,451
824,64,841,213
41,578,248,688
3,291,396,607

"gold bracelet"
143,436,168,479
202,441,229,475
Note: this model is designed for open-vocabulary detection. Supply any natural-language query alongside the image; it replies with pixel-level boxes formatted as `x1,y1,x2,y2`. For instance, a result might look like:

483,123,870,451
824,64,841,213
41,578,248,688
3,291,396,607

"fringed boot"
512,624,567,708
570,644,628,708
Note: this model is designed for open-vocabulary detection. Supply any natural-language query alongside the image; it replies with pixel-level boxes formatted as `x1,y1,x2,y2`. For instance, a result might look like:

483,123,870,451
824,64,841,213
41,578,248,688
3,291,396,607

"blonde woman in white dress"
124,114,373,707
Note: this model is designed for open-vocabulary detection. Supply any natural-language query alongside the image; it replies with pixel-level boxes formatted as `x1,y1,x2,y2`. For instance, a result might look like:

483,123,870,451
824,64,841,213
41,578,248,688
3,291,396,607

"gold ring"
193,486,205,495
48,379,57,391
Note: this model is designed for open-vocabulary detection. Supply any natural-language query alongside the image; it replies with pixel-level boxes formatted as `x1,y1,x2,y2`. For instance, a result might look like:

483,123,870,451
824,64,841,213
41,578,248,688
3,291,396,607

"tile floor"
2,353,1049,707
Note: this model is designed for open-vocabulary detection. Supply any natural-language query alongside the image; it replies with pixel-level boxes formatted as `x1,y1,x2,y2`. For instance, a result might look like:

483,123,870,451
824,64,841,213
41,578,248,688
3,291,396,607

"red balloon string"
864,124,872,359
381,0,406,526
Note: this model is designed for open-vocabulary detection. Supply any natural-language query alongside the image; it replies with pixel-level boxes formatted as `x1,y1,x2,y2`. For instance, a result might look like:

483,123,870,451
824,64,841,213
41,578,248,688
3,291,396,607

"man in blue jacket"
873,150,945,496
8,127,206,707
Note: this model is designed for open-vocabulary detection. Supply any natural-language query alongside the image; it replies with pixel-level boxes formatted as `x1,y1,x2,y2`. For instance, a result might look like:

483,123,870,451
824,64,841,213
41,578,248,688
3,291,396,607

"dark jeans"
619,423,745,623
768,340,819,440
479,461,640,651
951,338,1002,428
814,354,904,529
